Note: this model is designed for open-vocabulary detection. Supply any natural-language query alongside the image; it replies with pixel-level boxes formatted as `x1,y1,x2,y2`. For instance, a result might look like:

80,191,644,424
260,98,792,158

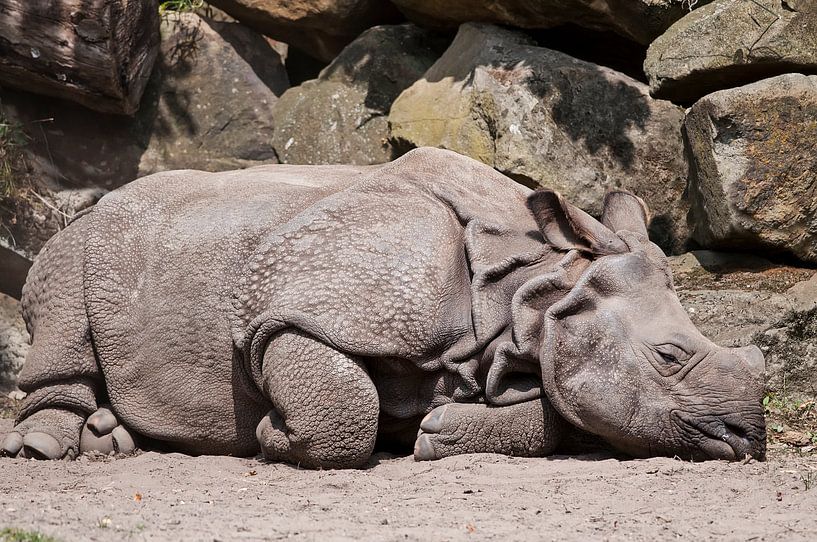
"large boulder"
207,0,402,62
685,74,817,262
645,0,817,104
272,24,445,166
389,23,689,253
0,12,288,193
0,293,28,392
390,0,711,45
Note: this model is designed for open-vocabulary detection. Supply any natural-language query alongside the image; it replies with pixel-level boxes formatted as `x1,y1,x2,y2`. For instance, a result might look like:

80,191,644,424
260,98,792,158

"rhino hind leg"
257,330,379,469
1,216,104,461
414,399,566,461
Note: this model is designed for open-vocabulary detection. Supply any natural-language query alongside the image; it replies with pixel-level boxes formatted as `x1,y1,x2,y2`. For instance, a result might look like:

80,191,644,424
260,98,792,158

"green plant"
0,528,58,542
159,0,205,15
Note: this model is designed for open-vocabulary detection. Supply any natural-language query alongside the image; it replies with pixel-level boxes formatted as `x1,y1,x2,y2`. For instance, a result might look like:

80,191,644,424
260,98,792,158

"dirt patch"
673,262,816,294
1,416,816,541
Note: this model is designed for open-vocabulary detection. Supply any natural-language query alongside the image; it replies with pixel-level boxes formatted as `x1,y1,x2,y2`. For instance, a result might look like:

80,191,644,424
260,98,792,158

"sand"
1,419,816,541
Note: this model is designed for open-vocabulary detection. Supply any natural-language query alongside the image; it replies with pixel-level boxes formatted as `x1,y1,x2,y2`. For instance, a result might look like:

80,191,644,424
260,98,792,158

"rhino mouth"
673,411,762,461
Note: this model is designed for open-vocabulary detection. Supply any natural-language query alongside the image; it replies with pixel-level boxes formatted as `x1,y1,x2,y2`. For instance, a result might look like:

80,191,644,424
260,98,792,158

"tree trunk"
0,0,160,115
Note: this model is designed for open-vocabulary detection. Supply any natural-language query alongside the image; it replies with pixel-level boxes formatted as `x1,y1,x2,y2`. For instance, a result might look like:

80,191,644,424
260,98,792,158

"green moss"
0,529,58,542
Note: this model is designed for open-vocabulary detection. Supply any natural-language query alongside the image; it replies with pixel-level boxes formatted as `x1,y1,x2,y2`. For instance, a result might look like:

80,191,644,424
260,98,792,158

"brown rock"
391,0,712,45
272,24,445,165
0,0,160,114
207,0,402,62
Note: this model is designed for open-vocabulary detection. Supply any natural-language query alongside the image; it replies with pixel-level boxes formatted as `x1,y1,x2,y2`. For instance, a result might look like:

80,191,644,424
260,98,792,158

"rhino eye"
654,344,689,366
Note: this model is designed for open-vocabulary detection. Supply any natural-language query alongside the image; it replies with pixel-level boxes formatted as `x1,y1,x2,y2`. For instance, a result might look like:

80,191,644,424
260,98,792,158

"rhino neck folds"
481,250,590,406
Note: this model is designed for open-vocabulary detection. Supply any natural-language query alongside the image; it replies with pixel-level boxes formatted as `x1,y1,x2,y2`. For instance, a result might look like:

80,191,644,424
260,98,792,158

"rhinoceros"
0,148,766,467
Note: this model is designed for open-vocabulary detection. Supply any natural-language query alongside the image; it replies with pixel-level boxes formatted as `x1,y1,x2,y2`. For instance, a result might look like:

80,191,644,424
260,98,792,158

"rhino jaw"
673,411,766,461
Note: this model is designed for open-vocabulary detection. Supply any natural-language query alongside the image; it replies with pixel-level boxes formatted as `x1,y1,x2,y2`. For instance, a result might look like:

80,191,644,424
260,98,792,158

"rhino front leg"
256,330,379,469
414,398,566,461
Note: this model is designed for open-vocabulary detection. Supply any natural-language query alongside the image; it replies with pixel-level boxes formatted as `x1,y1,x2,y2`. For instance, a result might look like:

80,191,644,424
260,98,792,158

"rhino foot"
1,408,85,460
414,403,472,461
414,400,563,461
79,406,138,455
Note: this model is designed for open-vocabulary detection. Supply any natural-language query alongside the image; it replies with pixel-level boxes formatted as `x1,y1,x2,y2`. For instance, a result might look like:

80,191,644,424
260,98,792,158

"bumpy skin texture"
2,148,766,467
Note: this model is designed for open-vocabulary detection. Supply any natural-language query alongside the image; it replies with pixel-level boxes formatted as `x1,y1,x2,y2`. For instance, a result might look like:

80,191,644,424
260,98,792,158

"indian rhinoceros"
0,148,766,467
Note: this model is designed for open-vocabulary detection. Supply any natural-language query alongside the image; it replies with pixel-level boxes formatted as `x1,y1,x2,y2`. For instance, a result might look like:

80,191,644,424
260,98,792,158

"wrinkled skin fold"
1,148,766,466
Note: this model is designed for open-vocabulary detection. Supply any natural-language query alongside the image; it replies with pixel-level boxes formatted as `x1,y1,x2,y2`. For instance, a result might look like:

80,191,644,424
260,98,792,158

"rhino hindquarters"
1,214,104,460
257,329,380,469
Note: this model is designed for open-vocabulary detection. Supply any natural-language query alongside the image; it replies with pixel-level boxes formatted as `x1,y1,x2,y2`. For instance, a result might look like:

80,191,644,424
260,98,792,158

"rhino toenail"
22,432,62,460
1,432,23,456
87,407,118,435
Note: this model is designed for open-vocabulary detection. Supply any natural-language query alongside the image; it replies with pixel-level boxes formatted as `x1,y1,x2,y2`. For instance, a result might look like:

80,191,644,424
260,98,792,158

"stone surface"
389,23,689,253
0,12,288,193
685,74,817,262
273,24,445,166
0,0,160,115
207,0,402,62
0,293,28,392
646,0,817,104
670,252,817,399
391,0,712,45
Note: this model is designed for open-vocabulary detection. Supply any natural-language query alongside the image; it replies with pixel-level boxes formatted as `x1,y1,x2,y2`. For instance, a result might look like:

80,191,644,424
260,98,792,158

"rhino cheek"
539,313,645,438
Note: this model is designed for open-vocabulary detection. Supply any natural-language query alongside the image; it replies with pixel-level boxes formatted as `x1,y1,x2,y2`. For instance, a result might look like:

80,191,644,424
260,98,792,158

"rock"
787,274,817,312
0,293,29,392
390,0,712,45
389,23,689,253
669,250,773,276
273,24,445,166
207,0,402,62
645,0,817,104
0,12,288,193
685,74,817,262
0,0,160,114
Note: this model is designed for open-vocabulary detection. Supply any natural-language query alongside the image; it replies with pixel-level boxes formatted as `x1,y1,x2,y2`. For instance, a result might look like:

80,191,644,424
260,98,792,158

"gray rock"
646,0,817,104
272,24,445,166
0,293,29,392
0,12,288,193
391,0,712,45
685,74,817,262
389,23,689,253
206,0,401,62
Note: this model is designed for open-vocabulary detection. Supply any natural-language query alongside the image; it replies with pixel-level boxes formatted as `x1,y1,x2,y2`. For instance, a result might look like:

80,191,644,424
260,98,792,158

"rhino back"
83,165,367,454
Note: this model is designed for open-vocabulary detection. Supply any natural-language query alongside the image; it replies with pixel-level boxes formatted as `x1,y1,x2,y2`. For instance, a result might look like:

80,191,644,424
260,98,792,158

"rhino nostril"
723,421,749,442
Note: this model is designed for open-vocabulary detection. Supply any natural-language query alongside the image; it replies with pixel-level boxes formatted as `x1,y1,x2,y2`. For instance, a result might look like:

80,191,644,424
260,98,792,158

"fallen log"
0,0,160,115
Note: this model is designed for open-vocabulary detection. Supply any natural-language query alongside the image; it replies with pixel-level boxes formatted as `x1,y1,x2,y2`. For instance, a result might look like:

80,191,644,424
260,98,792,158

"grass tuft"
0,112,28,200
159,0,205,15
0,528,58,542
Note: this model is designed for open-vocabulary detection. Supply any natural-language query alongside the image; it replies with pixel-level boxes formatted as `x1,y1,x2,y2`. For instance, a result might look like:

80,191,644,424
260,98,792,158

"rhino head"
527,190,766,460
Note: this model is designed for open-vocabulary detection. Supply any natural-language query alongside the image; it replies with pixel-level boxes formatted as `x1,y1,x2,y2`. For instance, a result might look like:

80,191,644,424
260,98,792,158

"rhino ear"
527,190,628,256
601,190,650,237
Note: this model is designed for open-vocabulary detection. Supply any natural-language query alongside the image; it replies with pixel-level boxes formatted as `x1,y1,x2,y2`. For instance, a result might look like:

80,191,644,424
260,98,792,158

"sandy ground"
1,419,817,541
